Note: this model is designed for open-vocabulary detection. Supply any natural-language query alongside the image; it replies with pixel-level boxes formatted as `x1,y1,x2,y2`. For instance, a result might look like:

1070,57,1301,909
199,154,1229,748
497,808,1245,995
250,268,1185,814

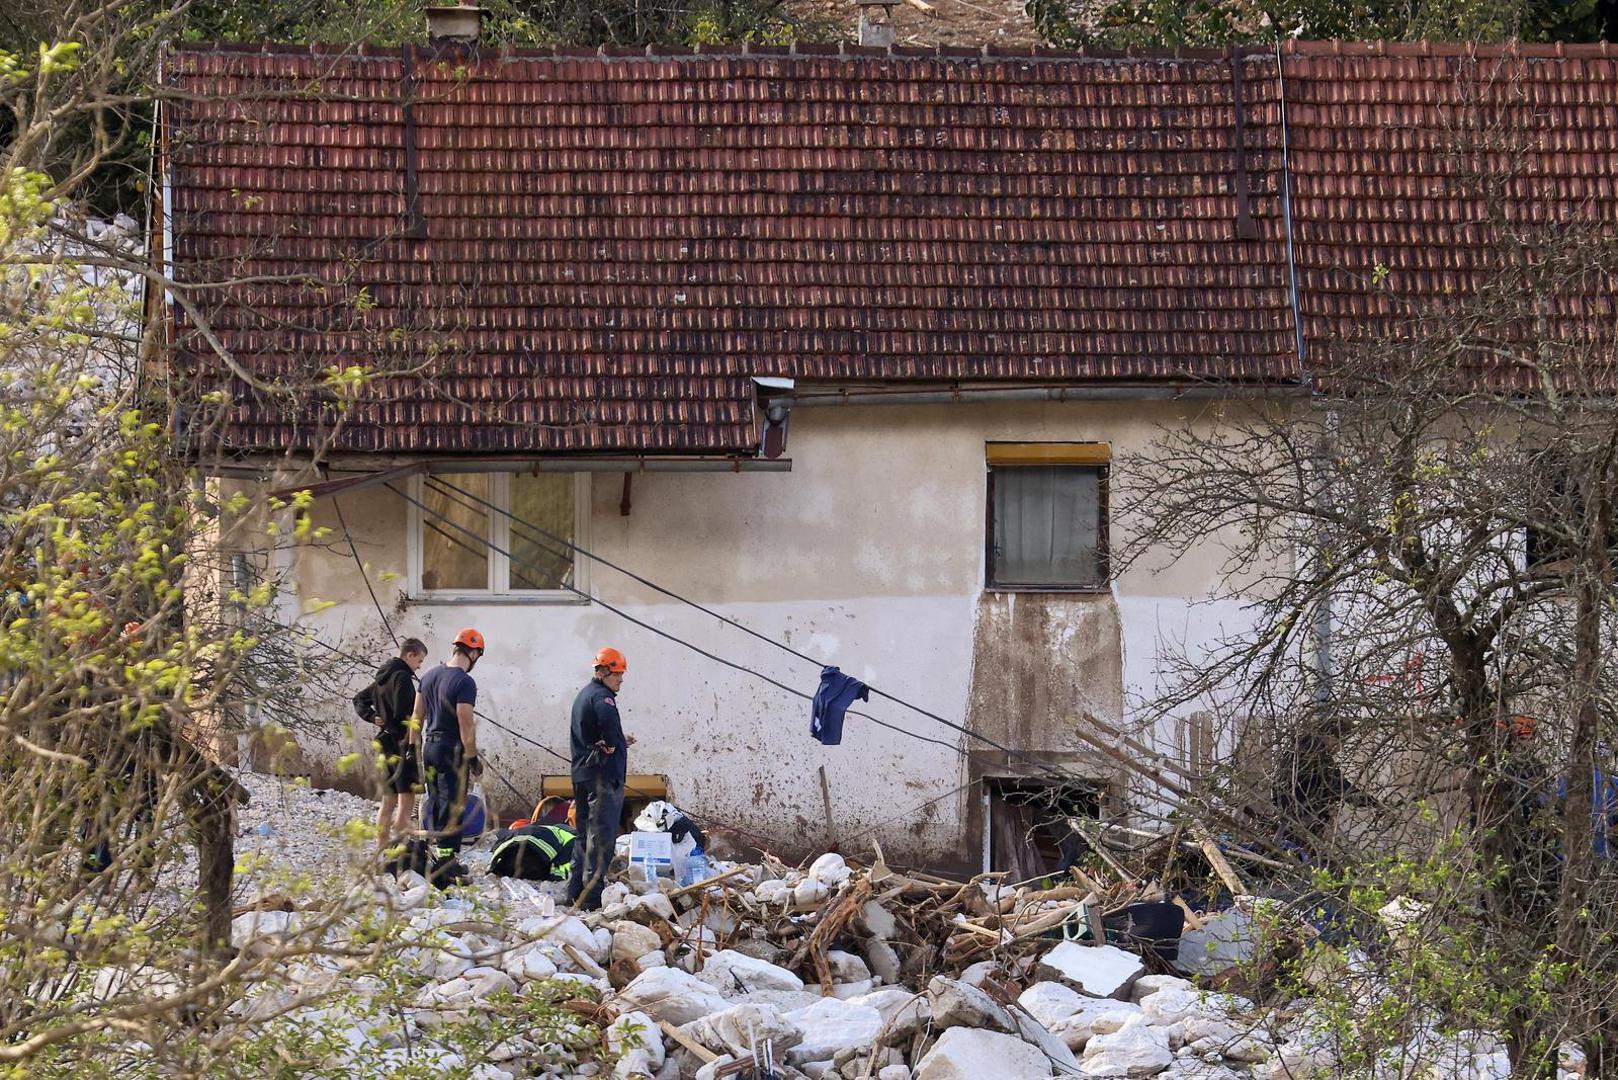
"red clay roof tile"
163,44,1293,456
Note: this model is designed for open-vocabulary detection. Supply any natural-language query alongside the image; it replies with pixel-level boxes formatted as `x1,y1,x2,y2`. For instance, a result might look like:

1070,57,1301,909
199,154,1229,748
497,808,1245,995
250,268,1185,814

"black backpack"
352,680,380,725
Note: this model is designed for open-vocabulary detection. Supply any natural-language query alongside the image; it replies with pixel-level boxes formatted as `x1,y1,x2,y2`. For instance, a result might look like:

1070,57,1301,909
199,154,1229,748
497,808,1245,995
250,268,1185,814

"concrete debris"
1038,941,1146,999
1047,998,1147,1051
199,773,1477,1079
926,974,1014,1033
1082,1015,1176,1076
781,997,884,1064
913,1026,1055,1079
617,967,730,1025
700,949,806,995
681,1002,804,1058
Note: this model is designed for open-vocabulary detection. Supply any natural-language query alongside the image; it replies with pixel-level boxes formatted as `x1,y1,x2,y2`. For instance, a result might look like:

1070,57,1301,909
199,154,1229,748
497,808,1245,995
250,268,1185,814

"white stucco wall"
266,399,1267,868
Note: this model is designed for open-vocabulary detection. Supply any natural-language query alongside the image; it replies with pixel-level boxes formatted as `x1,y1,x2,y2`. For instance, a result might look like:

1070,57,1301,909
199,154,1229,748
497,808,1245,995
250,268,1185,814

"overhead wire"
417,474,1101,788
405,515,829,851
269,559,795,855
406,479,967,756
415,474,1314,865
333,494,397,647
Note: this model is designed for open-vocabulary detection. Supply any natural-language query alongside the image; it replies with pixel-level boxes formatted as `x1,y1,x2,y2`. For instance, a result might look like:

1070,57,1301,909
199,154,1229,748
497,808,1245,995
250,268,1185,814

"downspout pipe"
1313,410,1339,713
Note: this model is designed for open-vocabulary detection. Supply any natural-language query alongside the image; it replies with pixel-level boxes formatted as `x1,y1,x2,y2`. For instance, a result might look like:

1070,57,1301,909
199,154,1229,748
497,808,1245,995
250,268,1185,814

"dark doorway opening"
984,778,1100,881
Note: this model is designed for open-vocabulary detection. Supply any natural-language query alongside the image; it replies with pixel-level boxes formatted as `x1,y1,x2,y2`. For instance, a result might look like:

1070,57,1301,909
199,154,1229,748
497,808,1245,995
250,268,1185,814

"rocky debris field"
214,775,1589,1079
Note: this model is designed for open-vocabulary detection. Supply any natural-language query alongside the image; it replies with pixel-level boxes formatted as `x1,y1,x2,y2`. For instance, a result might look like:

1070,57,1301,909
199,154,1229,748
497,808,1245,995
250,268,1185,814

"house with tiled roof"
158,23,1618,868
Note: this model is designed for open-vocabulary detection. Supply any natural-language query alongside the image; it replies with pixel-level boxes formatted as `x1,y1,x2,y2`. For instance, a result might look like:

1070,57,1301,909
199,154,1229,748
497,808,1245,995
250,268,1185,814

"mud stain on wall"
965,591,1124,763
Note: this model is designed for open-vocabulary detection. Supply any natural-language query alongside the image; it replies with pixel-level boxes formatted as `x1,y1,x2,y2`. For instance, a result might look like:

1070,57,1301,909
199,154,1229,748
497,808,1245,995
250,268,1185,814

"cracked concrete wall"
243,398,1271,869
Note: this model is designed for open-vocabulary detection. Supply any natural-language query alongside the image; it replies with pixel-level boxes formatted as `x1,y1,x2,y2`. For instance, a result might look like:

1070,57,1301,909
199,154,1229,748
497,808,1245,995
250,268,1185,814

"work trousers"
423,738,469,859
566,771,625,911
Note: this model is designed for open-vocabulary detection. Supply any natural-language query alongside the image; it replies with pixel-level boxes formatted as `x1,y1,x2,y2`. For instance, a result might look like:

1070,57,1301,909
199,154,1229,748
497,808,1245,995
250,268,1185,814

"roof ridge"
167,38,1281,64
1282,38,1615,59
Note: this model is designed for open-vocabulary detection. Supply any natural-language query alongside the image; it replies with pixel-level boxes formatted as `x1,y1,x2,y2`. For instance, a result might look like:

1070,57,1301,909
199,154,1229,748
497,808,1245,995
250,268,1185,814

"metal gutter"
778,384,1309,409
412,457,791,474
250,455,789,499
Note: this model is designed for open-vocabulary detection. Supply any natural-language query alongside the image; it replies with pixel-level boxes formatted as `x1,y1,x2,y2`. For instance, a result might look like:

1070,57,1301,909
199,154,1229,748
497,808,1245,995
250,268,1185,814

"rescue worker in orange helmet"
566,646,636,910
412,628,486,888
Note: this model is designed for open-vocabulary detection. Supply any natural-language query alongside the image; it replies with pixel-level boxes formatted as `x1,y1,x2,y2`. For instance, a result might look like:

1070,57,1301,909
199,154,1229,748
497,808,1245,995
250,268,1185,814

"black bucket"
1104,901,1185,965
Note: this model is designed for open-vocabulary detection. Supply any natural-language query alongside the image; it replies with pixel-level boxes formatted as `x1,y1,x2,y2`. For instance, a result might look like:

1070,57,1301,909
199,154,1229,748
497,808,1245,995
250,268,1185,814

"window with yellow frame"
985,442,1110,591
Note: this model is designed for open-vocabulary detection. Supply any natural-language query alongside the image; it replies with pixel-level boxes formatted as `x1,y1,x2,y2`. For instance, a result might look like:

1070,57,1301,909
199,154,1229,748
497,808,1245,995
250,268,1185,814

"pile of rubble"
228,839,1353,1080
216,778,1590,1079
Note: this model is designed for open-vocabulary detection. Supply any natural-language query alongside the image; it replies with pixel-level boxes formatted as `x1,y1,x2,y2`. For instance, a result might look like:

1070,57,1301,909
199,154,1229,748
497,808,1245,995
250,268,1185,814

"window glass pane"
991,465,1102,586
510,473,575,590
420,473,490,591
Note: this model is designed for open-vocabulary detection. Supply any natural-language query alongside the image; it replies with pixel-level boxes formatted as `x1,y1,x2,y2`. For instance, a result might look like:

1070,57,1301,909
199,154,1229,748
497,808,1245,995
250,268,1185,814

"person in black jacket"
359,637,428,858
566,646,634,911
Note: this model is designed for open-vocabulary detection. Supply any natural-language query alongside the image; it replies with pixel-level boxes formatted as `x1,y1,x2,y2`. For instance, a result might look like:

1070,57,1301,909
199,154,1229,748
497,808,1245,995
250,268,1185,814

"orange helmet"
593,646,627,673
1502,714,1537,739
453,627,486,652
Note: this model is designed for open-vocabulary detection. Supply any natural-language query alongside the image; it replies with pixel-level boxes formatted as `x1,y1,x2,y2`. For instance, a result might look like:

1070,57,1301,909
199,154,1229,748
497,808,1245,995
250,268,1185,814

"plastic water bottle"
683,848,709,888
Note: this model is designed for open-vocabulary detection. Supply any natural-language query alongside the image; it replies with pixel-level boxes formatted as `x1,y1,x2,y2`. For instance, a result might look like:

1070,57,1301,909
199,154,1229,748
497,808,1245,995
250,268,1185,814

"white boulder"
1082,1016,1173,1076
826,950,871,984
1140,988,1251,1028
415,968,518,1011
1130,974,1194,1004
782,998,884,1065
681,1002,804,1058
927,975,1014,1033
615,967,730,1026
859,900,900,939
1049,998,1148,1052
606,1010,665,1079
522,914,610,965
1018,981,1087,1028
610,921,665,964
913,1027,1054,1080
700,950,805,995
502,942,560,983
1037,942,1145,1000
1013,1009,1082,1074
792,880,831,909
808,853,852,887
230,910,303,957
849,987,932,1042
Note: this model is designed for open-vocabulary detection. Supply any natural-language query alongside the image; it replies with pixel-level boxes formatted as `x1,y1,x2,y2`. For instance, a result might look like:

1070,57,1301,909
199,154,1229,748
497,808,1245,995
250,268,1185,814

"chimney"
857,0,897,46
425,4,486,43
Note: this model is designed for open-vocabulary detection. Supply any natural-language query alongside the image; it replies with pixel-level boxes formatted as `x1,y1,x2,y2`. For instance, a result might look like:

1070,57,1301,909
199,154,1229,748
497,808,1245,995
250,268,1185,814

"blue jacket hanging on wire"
812,666,869,745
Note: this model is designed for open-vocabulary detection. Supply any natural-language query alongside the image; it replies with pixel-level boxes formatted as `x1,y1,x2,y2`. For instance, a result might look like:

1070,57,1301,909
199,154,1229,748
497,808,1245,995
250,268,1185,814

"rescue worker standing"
567,647,634,911
413,628,485,887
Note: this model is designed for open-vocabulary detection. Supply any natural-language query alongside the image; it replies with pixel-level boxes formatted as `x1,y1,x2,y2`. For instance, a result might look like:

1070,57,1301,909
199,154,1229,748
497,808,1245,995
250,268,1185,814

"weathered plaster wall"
263,399,1268,868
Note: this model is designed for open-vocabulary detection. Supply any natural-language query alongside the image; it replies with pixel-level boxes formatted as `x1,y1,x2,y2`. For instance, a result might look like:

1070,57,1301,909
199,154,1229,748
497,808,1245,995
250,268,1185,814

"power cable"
406,516,834,851
418,474,1101,786
406,480,967,756
333,494,397,647
262,597,790,852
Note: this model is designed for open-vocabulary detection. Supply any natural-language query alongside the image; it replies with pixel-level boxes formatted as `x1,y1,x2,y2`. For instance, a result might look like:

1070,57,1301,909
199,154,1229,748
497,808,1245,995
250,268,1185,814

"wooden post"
818,764,837,851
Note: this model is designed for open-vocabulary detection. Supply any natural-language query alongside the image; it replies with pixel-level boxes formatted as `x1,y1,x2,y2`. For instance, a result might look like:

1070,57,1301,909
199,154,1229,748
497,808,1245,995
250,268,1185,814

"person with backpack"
355,638,428,863
413,628,485,888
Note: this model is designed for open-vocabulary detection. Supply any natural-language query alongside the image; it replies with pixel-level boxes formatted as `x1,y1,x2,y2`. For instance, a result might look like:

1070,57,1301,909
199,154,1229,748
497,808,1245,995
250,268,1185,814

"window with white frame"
409,472,588,599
